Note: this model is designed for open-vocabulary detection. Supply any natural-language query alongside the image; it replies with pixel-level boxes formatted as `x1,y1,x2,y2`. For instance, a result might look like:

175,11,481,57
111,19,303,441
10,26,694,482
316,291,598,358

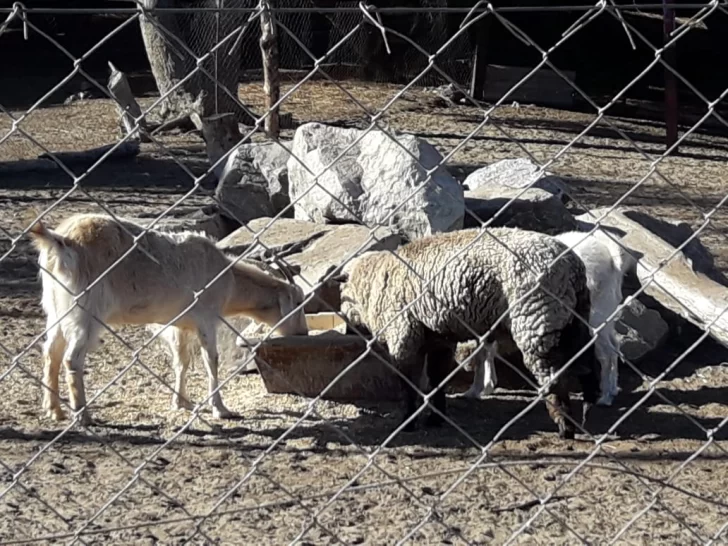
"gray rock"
287,122,464,240
464,184,575,234
615,298,669,362
464,158,569,203
216,140,294,223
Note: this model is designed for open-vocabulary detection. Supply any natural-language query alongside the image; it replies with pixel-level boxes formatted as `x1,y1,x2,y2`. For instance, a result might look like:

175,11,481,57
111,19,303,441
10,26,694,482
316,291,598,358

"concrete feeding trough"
251,331,406,401
304,312,346,331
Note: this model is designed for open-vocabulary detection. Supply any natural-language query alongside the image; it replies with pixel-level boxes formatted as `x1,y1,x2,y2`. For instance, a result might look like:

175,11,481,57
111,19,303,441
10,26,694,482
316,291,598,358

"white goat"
28,212,309,424
459,228,633,406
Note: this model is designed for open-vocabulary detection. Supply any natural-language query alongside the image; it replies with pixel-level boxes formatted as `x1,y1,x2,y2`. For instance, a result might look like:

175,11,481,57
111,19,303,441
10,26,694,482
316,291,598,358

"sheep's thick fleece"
341,227,592,385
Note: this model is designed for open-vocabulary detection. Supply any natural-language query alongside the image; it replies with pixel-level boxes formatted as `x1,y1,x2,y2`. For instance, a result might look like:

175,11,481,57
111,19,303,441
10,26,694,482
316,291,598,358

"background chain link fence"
1,1,728,544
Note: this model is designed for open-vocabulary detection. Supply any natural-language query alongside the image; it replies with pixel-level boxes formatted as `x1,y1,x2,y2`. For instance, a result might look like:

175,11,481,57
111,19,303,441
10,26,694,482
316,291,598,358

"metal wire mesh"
1,1,728,544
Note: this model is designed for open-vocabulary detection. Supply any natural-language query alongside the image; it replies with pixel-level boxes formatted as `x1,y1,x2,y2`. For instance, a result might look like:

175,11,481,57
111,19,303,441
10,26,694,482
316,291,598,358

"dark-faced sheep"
338,227,600,439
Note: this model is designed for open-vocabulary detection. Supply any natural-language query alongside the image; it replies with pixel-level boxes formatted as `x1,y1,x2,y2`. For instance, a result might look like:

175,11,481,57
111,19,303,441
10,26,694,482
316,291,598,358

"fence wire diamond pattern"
1,1,727,544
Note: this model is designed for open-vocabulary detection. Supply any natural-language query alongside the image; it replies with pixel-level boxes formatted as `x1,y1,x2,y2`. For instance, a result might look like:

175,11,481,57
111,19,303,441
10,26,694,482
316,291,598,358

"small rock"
287,122,464,240
464,184,575,234
614,298,669,362
464,158,569,203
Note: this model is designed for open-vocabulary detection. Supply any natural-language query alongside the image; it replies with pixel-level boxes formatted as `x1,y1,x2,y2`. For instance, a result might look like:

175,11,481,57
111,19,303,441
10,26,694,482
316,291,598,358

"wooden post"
107,61,150,142
259,0,280,138
469,16,491,102
663,0,678,151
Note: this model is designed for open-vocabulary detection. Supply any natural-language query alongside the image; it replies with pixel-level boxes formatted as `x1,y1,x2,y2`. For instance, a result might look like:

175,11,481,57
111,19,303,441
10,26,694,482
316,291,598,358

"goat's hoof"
171,398,194,411
482,382,496,396
212,407,234,420
74,411,92,426
596,395,614,407
46,407,66,421
448,389,481,400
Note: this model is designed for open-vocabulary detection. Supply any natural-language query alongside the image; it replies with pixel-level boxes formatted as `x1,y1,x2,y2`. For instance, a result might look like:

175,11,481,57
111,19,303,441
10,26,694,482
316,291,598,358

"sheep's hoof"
401,419,418,433
558,426,575,440
425,413,445,428
46,407,66,421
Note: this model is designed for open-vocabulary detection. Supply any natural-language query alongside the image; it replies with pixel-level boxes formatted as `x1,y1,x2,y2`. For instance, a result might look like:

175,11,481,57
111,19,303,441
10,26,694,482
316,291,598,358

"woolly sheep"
460,228,633,407
339,227,600,439
28,212,308,425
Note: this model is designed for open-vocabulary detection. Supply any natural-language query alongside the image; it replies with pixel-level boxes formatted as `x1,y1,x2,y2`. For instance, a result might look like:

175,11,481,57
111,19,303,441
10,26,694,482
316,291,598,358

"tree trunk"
138,0,255,124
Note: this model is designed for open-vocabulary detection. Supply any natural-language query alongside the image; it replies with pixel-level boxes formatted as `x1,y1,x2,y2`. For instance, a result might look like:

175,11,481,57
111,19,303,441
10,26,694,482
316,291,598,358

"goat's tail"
24,209,77,275
24,209,66,253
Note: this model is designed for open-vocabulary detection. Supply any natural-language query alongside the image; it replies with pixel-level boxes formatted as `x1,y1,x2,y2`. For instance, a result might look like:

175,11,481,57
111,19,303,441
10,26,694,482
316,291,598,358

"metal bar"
663,0,679,149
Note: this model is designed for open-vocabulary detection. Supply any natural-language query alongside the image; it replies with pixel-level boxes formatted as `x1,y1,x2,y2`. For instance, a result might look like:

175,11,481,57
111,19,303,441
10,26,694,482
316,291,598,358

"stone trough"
252,331,406,401
238,313,534,402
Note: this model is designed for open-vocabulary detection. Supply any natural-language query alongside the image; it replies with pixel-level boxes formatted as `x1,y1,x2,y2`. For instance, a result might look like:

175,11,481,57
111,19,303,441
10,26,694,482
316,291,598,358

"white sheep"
460,228,633,407
28,212,308,425
339,227,600,439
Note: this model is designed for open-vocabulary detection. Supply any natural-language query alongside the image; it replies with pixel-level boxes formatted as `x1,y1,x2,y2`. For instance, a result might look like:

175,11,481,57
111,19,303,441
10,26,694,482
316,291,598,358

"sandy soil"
1,80,727,545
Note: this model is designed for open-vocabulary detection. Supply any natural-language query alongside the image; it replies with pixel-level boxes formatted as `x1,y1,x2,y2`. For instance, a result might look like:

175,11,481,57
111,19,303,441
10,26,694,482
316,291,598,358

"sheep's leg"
197,325,232,419
595,336,613,406
401,376,419,433
424,345,454,427
42,325,67,421
62,330,94,426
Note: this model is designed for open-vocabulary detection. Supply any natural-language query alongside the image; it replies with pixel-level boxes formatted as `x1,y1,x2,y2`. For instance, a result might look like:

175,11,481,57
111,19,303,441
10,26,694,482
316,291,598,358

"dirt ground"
1,79,728,545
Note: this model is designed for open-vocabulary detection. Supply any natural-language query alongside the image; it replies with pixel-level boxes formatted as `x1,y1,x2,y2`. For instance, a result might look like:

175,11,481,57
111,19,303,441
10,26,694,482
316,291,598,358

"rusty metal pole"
663,0,678,151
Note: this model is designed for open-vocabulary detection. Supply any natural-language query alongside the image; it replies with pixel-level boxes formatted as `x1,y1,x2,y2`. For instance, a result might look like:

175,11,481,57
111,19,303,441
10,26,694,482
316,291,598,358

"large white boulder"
287,122,464,240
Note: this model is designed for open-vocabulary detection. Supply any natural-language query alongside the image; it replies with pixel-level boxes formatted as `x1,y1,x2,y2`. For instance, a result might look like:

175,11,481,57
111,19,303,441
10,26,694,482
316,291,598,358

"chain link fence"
1,1,728,544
